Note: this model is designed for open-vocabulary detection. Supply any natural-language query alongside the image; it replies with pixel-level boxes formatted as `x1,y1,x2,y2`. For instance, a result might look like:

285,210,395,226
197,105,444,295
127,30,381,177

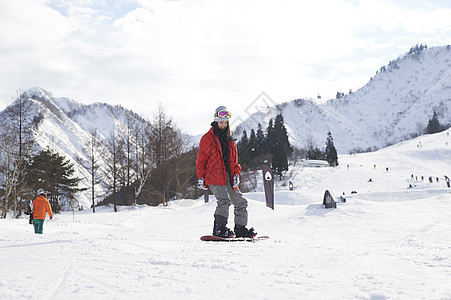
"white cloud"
1,0,451,134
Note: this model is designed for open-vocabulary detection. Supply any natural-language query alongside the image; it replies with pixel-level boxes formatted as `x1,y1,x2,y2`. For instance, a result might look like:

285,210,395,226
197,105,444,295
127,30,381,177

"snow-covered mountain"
2,46,451,208
2,87,146,208
234,45,451,153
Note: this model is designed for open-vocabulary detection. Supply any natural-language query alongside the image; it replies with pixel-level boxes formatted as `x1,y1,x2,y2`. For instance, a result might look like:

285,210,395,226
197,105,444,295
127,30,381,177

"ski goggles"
216,110,231,119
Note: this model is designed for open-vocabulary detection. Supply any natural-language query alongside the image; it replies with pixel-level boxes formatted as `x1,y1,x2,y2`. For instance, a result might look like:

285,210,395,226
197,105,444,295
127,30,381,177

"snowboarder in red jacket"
196,106,256,238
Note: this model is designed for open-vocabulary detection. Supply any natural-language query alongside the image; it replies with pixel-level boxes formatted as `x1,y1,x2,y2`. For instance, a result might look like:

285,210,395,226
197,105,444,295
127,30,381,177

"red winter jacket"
196,127,242,187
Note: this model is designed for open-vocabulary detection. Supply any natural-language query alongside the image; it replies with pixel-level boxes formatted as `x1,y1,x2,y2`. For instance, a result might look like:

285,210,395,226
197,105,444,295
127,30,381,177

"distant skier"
32,192,53,234
445,176,450,188
196,106,256,238
27,200,33,225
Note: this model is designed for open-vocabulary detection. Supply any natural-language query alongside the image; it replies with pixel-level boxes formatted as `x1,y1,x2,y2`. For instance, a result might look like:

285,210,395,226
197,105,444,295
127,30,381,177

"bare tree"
76,129,102,213
416,122,425,136
0,91,35,218
100,131,123,212
132,120,152,205
0,129,24,218
112,114,137,205
167,129,188,198
146,105,185,205
303,134,317,152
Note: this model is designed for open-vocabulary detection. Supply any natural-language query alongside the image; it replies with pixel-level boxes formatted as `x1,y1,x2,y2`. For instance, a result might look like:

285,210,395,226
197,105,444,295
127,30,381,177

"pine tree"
255,123,265,156
425,110,442,134
238,130,249,149
238,130,250,169
248,129,258,168
256,123,265,145
271,142,288,179
325,132,338,167
273,113,292,157
307,146,324,160
266,119,275,154
26,149,84,212
263,113,292,177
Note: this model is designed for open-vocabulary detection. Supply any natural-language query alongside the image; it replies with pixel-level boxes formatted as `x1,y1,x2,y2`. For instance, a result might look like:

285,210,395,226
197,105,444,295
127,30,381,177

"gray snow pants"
209,174,248,226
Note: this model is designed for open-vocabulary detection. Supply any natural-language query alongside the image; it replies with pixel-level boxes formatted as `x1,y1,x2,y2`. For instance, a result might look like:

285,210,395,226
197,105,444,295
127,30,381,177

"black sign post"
261,164,274,210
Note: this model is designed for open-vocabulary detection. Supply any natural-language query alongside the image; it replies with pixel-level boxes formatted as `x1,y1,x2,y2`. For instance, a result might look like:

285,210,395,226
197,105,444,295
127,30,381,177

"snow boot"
234,225,257,238
213,224,236,238
213,214,235,238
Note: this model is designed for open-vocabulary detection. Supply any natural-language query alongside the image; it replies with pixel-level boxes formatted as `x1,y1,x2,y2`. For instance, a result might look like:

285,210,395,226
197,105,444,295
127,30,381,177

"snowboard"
200,235,269,242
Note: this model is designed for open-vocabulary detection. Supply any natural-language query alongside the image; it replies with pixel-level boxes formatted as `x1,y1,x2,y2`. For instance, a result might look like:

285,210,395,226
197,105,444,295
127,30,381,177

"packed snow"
1,129,450,299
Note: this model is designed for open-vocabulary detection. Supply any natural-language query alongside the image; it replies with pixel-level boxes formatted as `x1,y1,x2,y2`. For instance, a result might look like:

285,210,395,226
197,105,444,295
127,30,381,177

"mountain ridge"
2,46,451,208
2,87,146,208
234,45,451,153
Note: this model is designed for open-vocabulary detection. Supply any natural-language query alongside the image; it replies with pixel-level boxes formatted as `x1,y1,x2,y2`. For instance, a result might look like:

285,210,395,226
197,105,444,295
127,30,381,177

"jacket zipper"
213,133,228,186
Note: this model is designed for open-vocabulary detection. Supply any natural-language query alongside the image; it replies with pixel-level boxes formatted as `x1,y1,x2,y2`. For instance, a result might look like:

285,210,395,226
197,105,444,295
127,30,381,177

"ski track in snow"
1,130,451,299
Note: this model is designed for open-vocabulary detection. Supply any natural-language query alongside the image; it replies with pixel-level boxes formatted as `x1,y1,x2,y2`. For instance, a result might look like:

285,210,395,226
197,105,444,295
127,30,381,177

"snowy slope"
1,129,450,299
234,46,451,153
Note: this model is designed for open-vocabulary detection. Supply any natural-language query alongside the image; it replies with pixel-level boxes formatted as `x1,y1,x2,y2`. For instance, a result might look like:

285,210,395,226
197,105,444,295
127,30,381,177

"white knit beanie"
214,106,231,122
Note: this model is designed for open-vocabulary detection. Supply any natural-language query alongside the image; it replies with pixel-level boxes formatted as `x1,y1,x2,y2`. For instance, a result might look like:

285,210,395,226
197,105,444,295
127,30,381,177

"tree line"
237,114,292,178
237,113,339,180
2,91,445,218
0,91,199,218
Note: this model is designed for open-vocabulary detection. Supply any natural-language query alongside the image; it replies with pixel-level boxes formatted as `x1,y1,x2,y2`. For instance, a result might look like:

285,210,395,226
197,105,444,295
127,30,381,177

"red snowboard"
200,235,269,242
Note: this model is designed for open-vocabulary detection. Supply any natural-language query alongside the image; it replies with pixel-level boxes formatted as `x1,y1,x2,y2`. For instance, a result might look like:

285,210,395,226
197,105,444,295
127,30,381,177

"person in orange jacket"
31,192,53,234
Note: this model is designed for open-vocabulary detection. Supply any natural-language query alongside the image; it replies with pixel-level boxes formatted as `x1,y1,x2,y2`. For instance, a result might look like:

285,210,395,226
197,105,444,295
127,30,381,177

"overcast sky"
1,0,451,135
